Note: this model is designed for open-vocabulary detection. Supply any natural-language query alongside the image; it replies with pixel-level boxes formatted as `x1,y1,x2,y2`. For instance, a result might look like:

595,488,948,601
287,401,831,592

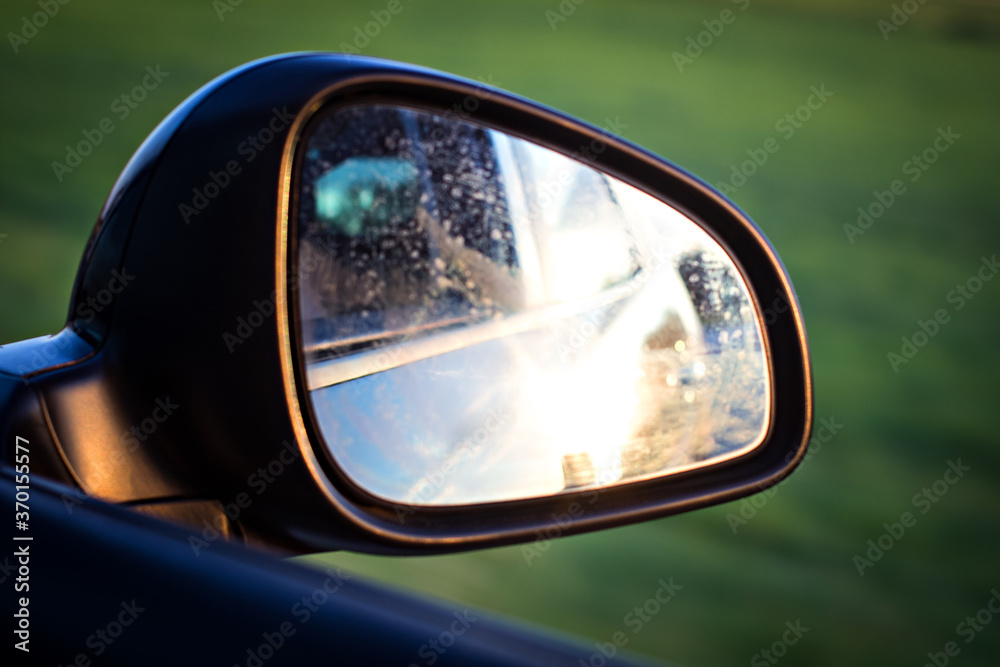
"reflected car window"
297,104,639,357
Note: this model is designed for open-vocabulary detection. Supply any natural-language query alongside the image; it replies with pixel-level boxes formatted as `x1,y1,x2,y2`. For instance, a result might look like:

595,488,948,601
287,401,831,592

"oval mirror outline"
294,103,771,506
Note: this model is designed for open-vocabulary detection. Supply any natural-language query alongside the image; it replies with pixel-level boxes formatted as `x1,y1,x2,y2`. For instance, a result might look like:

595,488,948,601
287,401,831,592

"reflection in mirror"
295,104,769,506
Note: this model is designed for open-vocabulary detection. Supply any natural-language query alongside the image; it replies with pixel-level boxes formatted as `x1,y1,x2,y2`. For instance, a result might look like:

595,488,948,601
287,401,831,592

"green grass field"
2,1,999,664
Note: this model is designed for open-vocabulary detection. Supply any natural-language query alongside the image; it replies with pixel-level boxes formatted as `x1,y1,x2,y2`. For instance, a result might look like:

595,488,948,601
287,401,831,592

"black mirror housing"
0,54,812,555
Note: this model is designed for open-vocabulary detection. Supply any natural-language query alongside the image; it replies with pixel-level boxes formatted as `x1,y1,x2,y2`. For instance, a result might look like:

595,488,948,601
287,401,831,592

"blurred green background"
2,0,999,665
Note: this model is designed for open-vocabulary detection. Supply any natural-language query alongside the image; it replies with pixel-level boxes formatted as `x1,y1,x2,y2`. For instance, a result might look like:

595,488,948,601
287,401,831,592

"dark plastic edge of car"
1,468,666,667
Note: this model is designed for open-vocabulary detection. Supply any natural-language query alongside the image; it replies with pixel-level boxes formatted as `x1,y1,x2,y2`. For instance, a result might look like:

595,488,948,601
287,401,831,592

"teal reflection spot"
314,157,420,236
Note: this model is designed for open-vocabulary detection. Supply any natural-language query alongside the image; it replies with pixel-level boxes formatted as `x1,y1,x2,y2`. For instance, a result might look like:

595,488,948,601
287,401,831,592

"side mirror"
297,103,771,507
0,54,811,554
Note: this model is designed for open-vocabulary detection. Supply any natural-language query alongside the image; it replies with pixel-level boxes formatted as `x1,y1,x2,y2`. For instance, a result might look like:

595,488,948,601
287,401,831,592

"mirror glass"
295,104,770,506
